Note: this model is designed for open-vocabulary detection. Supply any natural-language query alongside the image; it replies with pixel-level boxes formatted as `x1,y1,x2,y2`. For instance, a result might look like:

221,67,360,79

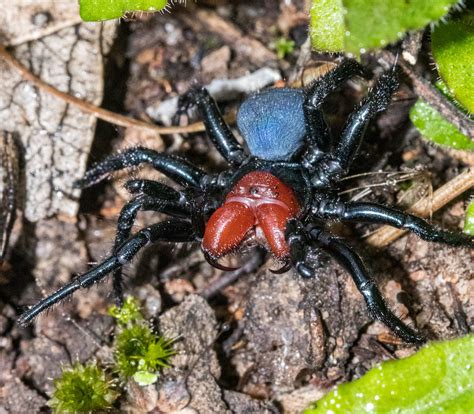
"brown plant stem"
0,45,209,136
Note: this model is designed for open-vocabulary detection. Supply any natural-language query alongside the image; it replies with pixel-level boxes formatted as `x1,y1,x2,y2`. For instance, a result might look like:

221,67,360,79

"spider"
18,60,473,344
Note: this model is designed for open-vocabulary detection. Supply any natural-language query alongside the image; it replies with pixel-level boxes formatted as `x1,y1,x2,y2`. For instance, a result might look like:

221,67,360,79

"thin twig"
366,168,474,247
198,250,265,299
0,45,209,136
380,50,474,139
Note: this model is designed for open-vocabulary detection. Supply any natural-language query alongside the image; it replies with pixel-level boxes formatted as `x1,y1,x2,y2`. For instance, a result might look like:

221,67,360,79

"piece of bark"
0,0,82,46
0,132,20,259
0,9,116,221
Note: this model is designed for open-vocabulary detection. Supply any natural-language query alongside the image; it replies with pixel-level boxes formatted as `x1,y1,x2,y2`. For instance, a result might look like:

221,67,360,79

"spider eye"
250,186,259,195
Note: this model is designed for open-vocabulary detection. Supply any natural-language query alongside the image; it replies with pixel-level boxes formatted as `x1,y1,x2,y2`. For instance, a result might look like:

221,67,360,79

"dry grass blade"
367,168,474,247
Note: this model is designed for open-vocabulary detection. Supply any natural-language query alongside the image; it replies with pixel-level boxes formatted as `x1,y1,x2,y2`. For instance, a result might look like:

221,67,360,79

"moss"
49,363,118,413
108,296,144,327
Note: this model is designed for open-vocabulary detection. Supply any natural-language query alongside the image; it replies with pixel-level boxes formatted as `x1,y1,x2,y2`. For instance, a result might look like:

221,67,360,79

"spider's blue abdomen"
237,88,306,161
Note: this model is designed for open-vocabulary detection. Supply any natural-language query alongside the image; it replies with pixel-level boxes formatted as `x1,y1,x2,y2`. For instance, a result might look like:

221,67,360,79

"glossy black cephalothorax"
19,61,473,344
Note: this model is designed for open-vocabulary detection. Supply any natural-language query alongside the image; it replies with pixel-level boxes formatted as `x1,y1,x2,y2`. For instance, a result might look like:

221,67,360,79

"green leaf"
409,99,474,151
133,370,159,386
464,200,474,235
304,334,474,414
432,14,474,113
80,0,168,21
310,0,460,55
310,0,345,52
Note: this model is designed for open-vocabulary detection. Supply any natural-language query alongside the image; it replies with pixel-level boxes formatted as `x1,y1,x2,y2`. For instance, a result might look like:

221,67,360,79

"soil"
0,1,472,413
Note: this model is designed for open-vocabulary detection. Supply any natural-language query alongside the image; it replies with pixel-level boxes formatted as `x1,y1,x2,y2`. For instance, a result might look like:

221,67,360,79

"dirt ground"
0,1,472,413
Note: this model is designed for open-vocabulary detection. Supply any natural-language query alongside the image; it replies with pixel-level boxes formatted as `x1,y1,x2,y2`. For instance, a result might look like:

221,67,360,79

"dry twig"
381,50,474,139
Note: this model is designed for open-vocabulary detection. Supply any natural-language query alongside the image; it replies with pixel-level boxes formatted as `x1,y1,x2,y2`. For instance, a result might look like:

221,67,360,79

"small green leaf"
133,370,158,386
464,200,474,235
310,0,460,55
305,334,474,414
409,99,474,151
432,14,474,113
80,0,168,22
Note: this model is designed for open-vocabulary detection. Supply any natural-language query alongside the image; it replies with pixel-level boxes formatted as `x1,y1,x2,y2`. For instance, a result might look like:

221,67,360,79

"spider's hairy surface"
237,88,306,160
19,60,473,345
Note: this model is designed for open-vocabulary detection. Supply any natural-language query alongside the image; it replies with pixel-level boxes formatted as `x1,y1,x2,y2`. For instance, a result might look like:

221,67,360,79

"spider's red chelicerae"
19,60,473,344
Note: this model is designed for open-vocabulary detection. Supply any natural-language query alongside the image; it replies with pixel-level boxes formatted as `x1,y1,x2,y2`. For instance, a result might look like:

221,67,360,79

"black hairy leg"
111,181,191,305
18,220,195,326
76,146,205,188
318,200,474,247
176,87,246,166
303,59,367,157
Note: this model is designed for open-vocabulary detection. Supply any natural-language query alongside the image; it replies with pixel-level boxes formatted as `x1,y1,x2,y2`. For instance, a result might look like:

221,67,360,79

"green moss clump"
49,296,176,409
49,363,118,413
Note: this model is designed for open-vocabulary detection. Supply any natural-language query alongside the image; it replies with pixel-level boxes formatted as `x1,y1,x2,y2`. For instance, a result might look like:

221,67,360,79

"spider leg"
319,201,474,247
285,219,317,278
112,181,191,305
285,219,424,343
124,179,190,217
332,72,399,174
126,177,216,240
307,227,425,344
177,87,247,166
75,147,205,188
18,219,195,326
303,60,367,159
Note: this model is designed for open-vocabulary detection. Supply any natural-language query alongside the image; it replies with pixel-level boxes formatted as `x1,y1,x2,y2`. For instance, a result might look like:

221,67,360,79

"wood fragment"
0,131,19,259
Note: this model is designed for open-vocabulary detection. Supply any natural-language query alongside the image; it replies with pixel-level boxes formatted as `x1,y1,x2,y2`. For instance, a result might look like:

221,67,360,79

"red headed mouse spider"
19,61,473,344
